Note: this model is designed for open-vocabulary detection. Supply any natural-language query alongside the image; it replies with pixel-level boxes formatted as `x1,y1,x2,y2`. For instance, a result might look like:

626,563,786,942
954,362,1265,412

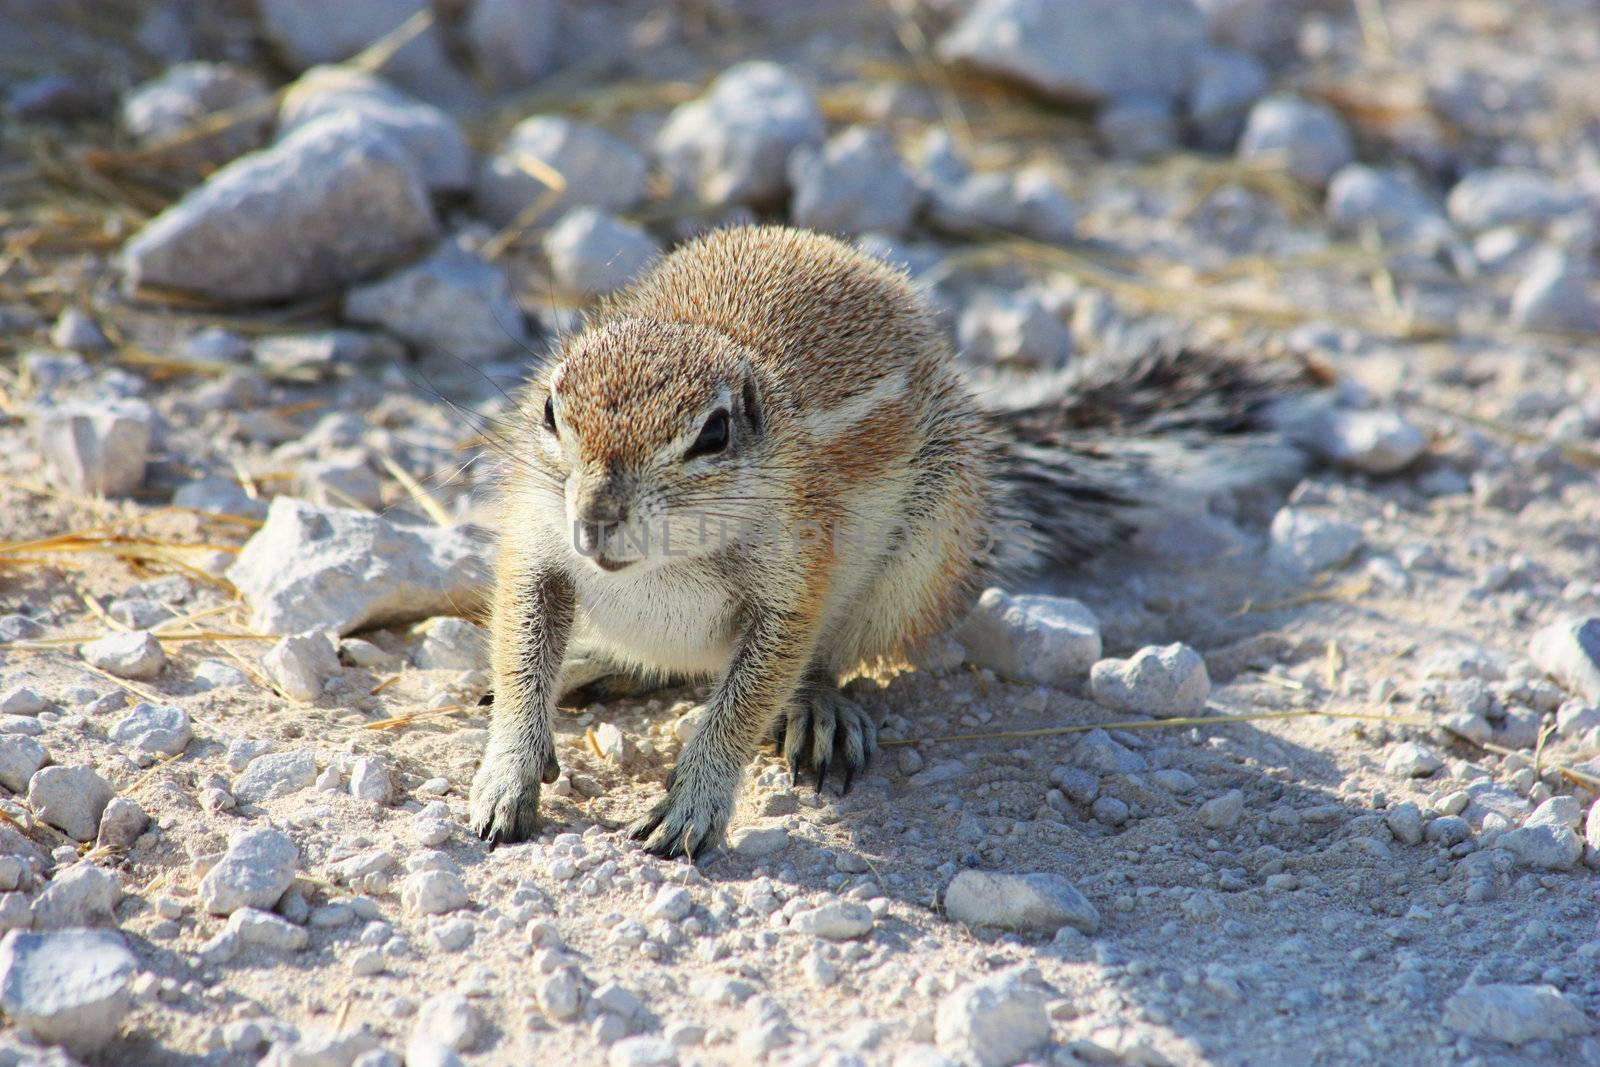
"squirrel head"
530,317,772,575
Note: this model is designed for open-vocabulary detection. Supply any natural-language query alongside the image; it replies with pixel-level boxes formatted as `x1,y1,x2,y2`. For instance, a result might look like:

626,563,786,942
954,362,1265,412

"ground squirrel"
470,225,1306,857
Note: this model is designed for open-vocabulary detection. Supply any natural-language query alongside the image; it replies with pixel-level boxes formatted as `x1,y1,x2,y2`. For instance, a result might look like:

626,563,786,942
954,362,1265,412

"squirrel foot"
774,682,878,795
628,765,735,861
469,737,559,846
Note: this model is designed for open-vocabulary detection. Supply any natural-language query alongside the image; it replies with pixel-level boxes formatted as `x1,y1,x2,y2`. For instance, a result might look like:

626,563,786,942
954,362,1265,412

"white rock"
81,631,165,681
263,631,341,703
0,686,46,716
788,126,919,235
944,870,1099,934
415,992,479,1052
108,702,192,759
1199,789,1246,830
1089,643,1210,716
402,870,467,916
31,865,121,929
1237,95,1354,185
121,61,271,166
349,756,392,804
1385,741,1443,778
1441,983,1589,1044
956,588,1101,687
225,737,276,773
228,497,488,636
1325,165,1443,242
1586,798,1600,854
263,1027,382,1067
656,61,823,206
1511,250,1600,333
1529,617,1600,703
344,240,527,362
645,886,692,923
934,971,1050,1067
609,1036,678,1067
788,900,872,940
95,797,148,850
543,208,660,296
33,400,154,497
476,115,647,226
122,113,439,304
1498,824,1583,870
1312,409,1428,474
466,0,557,88
297,450,383,512
227,908,310,952
413,617,488,672
27,765,113,842
278,66,470,192
1268,508,1362,575
49,308,109,352
233,750,318,803
937,0,1205,105
1096,96,1179,161
1188,45,1268,151
537,968,582,1020
199,827,299,915
0,928,136,1056
257,0,474,106
0,735,47,792
957,289,1074,372
730,826,789,857
1446,168,1580,232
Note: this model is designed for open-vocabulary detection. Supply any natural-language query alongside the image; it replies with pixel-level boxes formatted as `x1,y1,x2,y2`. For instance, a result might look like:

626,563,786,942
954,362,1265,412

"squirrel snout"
572,481,631,556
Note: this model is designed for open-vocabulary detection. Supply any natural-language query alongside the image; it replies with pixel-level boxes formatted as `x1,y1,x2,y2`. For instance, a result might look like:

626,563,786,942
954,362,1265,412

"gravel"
121,61,271,167
263,631,342,703
1088,642,1210,716
1199,789,1246,830
1529,617,1600,702
1269,508,1363,576
957,289,1075,371
1188,45,1269,150
943,870,1100,934
344,240,529,362
465,0,557,89
1511,250,1600,333
1236,94,1355,185
0,928,136,1056
1385,741,1443,778
199,827,300,915
955,588,1102,686
934,970,1050,1067
656,61,823,207
27,764,113,842
402,870,468,916
233,750,318,804
1441,983,1590,1044
108,702,192,761
1445,167,1580,232
543,209,661,297
80,630,166,680
228,497,488,636
32,399,154,497
938,0,1206,105
788,126,920,235
32,864,121,929
788,900,873,940
1325,165,1443,242
0,736,47,792
476,115,648,227
1311,409,1428,474
122,113,439,303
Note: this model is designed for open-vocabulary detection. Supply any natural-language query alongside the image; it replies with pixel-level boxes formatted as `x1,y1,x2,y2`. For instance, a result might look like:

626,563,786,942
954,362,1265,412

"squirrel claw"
781,686,877,797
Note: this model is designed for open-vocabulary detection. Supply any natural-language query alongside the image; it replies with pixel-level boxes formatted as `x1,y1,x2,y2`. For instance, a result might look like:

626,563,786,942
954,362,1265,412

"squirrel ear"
740,371,763,436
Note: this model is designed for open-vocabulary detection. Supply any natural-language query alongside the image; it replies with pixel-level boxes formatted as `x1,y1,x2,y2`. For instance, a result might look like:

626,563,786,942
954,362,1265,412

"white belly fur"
573,563,734,676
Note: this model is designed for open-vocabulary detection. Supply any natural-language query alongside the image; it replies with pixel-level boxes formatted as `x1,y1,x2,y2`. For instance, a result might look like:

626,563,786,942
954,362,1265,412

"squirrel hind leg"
777,667,878,795
555,641,681,707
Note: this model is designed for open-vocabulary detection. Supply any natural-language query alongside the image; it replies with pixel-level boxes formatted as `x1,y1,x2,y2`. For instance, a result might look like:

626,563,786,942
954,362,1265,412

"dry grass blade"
378,451,453,526
878,707,1435,747
77,661,165,705
482,152,569,259
1417,400,1600,471
1235,578,1373,615
884,0,975,150
360,704,473,731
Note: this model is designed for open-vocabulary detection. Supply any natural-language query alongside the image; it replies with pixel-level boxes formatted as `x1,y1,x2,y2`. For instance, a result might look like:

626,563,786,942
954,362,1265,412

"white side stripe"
800,372,906,437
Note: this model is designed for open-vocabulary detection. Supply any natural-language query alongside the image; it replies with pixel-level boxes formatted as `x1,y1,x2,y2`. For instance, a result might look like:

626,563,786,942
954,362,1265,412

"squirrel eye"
543,395,557,433
686,409,730,459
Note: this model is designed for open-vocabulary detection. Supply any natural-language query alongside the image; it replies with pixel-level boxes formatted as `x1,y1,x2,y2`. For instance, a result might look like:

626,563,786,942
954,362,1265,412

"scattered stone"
28,765,113,842
656,61,823,207
228,908,310,952
1089,643,1210,716
344,240,528,361
122,114,439,304
937,0,1206,105
944,870,1099,934
233,750,319,804
1385,741,1443,778
1237,95,1354,185
1050,766,1100,805
934,971,1050,1067
465,0,557,88
226,737,277,774
32,865,121,929
228,497,488,636
257,0,474,107
1498,824,1583,871
1073,729,1146,774
1529,618,1600,702
1325,165,1443,242
1511,250,1600,333
50,308,109,352
1096,97,1179,161
543,208,660,297
1310,408,1428,475
121,61,271,167
956,588,1101,686
609,1036,678,1067
1199,790,1245,831
32,400,154,497
415,992,479,1052
1092,795,1130,825
537,968,582,1021
279,66,470,192
96,798,148,850
1268,508,1363,575
957,289,1074,372
788,900,873,940
730,826,789,857
263,631,341,703
1384,802,1424,846
0,736,48,792
108,703,191,760
264,1028,383,1067
349,756,393,804
80,631,166,681
402,870,468,916
1446,168,1579,232
199,827,299,915
477,115,648,226
788,126,919,235
413,617,487,672
646,886,692,923
1441,983,1589,1045
1188,46,1269,150
0,928,136,1056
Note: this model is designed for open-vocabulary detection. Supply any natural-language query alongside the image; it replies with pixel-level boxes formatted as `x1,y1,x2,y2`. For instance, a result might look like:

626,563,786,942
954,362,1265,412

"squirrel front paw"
469,740,559,846
628,768,735,861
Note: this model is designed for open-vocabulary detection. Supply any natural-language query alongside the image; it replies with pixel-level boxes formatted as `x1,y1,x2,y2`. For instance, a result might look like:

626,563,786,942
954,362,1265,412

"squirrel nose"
574,488,629,556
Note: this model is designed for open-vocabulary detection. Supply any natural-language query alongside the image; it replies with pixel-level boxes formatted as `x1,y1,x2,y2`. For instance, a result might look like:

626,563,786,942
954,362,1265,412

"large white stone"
955,588,1101,686
0,928,135,1056
944,870,1099,934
